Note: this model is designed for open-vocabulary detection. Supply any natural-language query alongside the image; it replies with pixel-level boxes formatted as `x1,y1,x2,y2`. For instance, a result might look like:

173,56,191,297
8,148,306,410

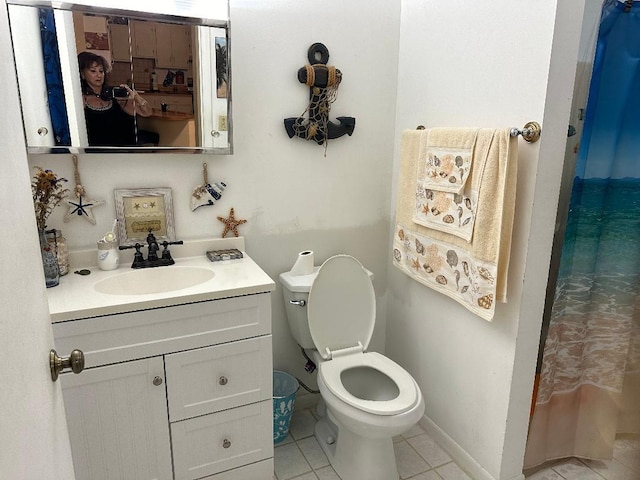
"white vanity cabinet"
53,292,274,480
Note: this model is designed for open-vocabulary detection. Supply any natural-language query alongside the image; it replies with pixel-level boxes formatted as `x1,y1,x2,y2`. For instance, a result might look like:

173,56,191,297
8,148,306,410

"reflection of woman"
78,52,152,146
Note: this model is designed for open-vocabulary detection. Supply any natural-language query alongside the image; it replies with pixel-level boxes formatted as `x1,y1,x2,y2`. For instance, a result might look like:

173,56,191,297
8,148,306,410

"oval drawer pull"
153,376,163,386
223,438,231,448
219,376,228,386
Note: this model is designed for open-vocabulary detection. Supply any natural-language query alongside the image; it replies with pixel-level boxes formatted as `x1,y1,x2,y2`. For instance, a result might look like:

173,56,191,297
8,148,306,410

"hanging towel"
413,128,490,241
419,128,478,194
393,128,518,321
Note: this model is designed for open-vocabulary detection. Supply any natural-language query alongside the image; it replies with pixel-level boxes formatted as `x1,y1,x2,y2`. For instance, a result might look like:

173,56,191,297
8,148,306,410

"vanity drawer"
165,335,272,421
52,293,271,368
171,400,273,480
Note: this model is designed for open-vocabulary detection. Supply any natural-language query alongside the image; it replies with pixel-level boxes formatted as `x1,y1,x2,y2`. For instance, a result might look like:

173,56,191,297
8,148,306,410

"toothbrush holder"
97,240,119,271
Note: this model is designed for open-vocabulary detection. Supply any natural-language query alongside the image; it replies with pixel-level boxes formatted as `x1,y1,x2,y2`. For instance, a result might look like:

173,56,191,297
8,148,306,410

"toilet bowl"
280,254,425,480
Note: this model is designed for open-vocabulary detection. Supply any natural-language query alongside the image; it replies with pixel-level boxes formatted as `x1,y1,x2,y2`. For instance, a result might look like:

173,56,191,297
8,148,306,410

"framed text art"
114,187,175,246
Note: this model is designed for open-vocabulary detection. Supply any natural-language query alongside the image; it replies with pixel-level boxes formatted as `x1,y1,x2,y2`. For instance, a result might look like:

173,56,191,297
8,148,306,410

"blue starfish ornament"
64,194,104,224
63,155,104,224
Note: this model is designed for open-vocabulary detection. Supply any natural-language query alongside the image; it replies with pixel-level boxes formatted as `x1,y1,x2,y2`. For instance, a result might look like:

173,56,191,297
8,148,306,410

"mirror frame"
7,0,232,154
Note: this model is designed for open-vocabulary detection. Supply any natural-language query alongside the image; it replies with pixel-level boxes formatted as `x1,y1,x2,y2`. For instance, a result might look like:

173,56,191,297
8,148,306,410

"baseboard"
419,416,525,480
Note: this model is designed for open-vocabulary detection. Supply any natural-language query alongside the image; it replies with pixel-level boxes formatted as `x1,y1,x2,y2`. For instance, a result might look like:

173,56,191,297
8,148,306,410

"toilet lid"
308,255,375,360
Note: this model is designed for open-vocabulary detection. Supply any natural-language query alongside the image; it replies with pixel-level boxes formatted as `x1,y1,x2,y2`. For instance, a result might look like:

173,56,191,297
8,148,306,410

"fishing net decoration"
284,43,356,155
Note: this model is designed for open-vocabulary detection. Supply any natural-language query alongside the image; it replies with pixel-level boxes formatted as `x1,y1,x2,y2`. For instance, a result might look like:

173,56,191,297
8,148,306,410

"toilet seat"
319,351,419,415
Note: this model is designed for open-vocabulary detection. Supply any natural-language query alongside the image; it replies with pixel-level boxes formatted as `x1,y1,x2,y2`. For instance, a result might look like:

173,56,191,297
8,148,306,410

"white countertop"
47,237,275,323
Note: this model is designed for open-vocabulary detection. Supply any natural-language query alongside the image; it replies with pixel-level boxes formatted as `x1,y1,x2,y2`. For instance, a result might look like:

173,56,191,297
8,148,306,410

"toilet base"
314,410,399,480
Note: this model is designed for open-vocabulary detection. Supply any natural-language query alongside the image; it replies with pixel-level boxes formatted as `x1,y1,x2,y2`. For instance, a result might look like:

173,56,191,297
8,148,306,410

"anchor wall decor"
284,43,356,150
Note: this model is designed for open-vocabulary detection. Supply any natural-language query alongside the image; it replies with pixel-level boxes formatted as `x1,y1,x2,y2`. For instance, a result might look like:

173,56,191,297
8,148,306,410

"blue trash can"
273,370,299,444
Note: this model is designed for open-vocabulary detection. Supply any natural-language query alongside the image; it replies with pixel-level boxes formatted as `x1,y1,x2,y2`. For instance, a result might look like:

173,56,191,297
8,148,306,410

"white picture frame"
114,187,175,246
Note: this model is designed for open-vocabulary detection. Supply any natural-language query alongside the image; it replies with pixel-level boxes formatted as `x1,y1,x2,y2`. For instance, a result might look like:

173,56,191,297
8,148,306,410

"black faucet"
119,231,183,268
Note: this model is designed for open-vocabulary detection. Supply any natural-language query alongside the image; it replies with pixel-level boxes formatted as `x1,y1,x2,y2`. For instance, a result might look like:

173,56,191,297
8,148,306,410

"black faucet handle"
118,243,145,268
160,240,183,262
119,243,142,252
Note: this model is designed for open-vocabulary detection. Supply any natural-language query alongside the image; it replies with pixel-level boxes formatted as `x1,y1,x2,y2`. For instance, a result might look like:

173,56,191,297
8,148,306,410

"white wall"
24,0,401,386
387,2,585,480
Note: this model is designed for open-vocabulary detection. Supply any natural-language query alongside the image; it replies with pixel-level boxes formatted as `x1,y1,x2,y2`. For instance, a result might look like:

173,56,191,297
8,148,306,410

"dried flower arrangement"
32,167,69,231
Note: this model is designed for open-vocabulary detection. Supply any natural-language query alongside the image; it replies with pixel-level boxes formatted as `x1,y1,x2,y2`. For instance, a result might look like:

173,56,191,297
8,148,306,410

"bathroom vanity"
48,239,275,480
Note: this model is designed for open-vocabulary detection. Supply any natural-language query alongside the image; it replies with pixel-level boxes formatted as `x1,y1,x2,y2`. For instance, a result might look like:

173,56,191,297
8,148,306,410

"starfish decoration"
63,155,104,224
64,195,105,225
217,207,247,238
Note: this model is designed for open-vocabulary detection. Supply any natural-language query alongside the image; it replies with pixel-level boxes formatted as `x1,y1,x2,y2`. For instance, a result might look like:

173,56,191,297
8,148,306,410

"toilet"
280,254,425,480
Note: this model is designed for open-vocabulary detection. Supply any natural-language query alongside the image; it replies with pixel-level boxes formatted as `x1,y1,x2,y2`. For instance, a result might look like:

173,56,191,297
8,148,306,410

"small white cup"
97,240,119,271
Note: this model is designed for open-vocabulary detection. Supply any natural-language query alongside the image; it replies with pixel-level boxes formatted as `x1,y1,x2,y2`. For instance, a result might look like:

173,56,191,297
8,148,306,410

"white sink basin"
94,266,215,295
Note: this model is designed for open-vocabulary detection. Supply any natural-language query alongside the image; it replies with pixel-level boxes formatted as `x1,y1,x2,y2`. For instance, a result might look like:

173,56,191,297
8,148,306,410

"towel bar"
415,121,542,143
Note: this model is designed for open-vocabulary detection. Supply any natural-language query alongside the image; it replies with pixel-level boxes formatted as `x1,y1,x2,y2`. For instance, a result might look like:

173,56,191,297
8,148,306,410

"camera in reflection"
110,87,129,99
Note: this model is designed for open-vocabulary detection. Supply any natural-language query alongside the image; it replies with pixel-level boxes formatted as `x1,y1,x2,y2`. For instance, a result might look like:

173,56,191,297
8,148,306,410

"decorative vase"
47,229,69,276
39,229,60,288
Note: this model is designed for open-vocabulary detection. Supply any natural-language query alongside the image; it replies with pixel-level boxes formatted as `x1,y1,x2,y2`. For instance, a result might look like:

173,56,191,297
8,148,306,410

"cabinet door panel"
154,23,173,67
166,336,272,421
132,20,156,58
155,23,191,69
171,400,273,480
61,357,172,480
170,25,191,68
110,24,131,62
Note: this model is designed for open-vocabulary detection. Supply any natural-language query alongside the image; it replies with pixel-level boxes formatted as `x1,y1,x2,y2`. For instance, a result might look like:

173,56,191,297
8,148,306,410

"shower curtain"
39,8,70,146
524,0,640,467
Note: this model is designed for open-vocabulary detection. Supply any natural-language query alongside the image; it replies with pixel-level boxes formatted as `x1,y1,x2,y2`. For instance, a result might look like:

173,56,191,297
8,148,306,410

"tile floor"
273,400,640,480
523,435,640,480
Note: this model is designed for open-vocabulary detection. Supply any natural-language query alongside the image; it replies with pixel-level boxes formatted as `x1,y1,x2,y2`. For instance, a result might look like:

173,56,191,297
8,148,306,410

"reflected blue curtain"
525,0,640,467
39,8,70,146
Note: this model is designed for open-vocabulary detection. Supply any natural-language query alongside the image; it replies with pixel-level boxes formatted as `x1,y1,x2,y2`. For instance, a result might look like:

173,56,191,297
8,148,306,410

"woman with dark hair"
78,52,153,146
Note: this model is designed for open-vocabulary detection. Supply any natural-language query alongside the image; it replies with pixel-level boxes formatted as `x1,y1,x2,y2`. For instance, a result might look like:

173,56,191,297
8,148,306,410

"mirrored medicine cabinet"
7,0,231,154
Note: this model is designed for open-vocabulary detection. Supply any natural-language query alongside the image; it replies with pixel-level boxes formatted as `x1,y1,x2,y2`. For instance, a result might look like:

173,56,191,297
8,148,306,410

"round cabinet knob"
37,127,49,136
153,376,163,386
222,438,231,449
219,376,228,386
211,130,220,138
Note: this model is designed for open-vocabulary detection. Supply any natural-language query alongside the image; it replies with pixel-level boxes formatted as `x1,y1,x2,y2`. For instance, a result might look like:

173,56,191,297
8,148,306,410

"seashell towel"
393,128,518,321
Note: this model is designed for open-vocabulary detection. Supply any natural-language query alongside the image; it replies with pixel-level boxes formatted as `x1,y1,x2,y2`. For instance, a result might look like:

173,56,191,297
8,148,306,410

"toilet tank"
279,267,320,349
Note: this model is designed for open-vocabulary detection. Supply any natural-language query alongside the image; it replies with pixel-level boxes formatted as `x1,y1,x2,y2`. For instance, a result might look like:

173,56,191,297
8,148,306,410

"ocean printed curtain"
525,0,640,467
39,8,71,146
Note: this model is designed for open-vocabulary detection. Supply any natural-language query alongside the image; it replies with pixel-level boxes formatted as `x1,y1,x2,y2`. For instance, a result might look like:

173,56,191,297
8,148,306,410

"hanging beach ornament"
191,162,227,211
63,154,104,225
283,43,356,155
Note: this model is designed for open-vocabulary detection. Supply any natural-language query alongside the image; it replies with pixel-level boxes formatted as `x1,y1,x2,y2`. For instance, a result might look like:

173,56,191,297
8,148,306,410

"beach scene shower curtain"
525,0,640,467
